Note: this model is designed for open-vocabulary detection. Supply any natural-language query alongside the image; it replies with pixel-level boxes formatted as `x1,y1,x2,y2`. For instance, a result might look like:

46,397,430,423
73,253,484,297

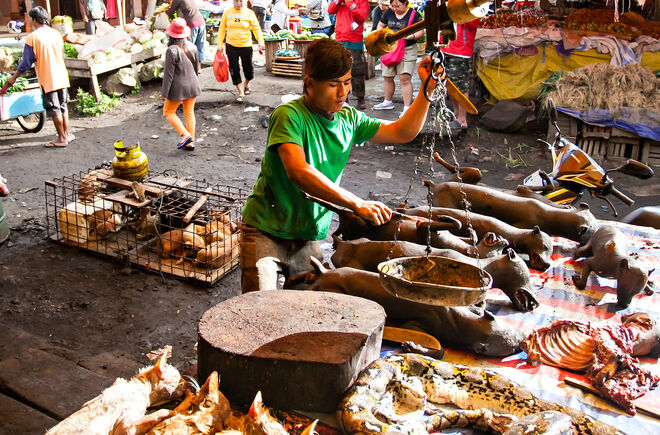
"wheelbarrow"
0,77,46,133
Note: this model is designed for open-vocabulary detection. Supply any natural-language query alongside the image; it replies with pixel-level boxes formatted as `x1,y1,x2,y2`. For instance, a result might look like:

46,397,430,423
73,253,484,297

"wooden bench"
65,46,166,101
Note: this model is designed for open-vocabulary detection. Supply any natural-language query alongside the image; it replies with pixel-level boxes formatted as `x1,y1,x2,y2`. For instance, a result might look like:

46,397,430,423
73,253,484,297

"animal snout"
531,252,551,271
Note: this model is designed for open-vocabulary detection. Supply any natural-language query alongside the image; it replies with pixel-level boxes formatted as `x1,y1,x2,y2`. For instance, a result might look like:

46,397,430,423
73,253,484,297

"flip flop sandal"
244,88,251,95
177,136,193,149
44,141,67,148
235,96,245,103
183,142,195,151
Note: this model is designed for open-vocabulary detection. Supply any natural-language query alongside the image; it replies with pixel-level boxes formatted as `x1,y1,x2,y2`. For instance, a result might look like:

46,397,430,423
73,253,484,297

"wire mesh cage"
45,169,247,285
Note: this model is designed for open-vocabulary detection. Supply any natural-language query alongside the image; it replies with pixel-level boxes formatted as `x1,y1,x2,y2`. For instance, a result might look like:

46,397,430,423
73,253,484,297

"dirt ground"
1,59,659,431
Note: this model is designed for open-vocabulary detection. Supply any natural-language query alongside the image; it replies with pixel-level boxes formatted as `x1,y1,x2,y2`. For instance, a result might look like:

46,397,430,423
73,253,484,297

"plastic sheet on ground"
295,222,660,434
439,221,660,434
557,107,660,141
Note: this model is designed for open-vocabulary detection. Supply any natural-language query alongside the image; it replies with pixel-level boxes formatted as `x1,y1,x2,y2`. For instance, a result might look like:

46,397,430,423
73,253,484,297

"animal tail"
433,152,459,174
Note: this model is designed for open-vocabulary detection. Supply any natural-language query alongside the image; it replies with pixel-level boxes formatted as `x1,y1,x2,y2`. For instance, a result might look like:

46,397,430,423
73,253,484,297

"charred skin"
338,354,622,435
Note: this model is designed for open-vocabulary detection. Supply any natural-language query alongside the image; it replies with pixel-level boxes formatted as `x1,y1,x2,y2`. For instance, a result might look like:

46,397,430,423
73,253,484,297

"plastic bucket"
0,200,8,244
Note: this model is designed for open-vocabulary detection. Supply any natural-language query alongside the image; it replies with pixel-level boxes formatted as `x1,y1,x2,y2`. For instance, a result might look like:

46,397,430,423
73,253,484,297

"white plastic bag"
153,13,170,30
78,28,132,60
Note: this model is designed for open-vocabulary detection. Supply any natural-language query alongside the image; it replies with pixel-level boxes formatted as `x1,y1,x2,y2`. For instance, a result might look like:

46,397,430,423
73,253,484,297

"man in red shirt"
328,0,369,109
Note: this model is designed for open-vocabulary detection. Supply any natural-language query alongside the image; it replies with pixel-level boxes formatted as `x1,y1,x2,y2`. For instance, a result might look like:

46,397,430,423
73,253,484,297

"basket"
45,170,247,286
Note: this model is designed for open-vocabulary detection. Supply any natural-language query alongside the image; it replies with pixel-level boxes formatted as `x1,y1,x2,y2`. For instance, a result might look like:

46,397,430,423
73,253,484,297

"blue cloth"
17,44,36,74
557,107,660,141
341,40,363,50
190,24,205,62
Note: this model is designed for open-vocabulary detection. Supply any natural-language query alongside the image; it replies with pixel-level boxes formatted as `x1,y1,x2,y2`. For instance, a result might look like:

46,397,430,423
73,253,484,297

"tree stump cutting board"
197,290,385,412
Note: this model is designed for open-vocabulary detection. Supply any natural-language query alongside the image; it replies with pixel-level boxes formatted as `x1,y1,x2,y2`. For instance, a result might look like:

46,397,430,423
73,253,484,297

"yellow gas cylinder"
112,140,149,181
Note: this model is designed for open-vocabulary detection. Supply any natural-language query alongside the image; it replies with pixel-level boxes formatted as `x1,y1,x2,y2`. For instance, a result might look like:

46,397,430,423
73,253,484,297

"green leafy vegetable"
74,88,120,116
64,42,78,58
0,73,28,93
51,15,73,25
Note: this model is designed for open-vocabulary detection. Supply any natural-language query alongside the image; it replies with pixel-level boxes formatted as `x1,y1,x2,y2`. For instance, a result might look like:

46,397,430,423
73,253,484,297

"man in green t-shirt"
240,39,438,293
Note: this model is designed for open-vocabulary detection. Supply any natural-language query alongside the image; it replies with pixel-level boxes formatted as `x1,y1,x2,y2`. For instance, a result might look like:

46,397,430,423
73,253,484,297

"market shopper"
307,0,333,36
441,18,480,134
373,0,423,117
166,0,206,62
3,7,71,148
217,0,265,103
328,0,369,109
78,0,106,35
251,0,270,34
371,0,389,32
269,0,300,33
239,39,440,293
161,18,201,151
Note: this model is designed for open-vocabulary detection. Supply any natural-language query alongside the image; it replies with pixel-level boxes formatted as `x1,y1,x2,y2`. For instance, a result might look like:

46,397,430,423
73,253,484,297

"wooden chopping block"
197,290,385,412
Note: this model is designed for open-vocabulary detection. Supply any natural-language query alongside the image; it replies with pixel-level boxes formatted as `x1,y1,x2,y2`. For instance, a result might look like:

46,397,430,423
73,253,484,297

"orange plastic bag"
213,47,229,83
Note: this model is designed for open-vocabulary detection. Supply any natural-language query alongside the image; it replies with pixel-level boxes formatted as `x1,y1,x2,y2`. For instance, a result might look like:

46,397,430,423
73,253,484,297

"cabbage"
130,43,143,54
152,30,166,41
138,31,153,43
124,22,139,33
142,39,157,50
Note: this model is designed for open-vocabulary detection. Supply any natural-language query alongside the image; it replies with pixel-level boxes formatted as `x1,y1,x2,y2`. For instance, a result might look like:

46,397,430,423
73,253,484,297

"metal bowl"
378,256,492,306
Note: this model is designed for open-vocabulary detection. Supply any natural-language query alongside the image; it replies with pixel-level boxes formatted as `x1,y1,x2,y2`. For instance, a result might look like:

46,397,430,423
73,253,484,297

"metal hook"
423,49,447,104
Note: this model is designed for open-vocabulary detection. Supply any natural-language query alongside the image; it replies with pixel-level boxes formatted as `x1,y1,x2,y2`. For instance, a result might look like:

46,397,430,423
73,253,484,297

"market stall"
474,8,660,103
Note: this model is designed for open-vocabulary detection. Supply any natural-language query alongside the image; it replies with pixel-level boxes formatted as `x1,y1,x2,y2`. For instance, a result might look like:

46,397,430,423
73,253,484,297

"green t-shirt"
242,97,381,240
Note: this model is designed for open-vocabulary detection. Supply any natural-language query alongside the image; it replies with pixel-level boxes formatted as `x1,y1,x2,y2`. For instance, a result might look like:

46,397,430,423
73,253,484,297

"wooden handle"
383,326,442,350
385,19,426,44
183,187,213,223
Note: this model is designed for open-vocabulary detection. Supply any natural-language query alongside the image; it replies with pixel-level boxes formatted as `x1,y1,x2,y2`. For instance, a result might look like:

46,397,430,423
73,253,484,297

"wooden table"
64,46,167,101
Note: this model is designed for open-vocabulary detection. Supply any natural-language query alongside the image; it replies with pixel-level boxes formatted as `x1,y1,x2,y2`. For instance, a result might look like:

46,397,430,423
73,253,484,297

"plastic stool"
289,17,303,35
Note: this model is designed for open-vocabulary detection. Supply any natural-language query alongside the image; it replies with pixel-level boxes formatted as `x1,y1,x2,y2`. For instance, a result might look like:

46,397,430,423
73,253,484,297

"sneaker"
399,106,410,118
373,100,394,110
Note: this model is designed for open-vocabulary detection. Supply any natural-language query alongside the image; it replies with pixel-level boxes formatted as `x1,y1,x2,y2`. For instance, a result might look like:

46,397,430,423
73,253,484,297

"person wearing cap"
162,18,201,151
4,6,71,148
167,0,206,62
217,0,265,103
371,0,389,32
239,39,440,293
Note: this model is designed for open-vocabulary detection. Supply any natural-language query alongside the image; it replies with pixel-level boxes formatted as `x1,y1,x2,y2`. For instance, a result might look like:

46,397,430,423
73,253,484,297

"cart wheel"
17,111,46,133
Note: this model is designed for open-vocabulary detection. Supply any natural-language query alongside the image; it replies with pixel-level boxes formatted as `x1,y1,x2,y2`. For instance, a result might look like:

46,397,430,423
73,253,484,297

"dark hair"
28,6,50,25
391,0,406,4
305,39,352,82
